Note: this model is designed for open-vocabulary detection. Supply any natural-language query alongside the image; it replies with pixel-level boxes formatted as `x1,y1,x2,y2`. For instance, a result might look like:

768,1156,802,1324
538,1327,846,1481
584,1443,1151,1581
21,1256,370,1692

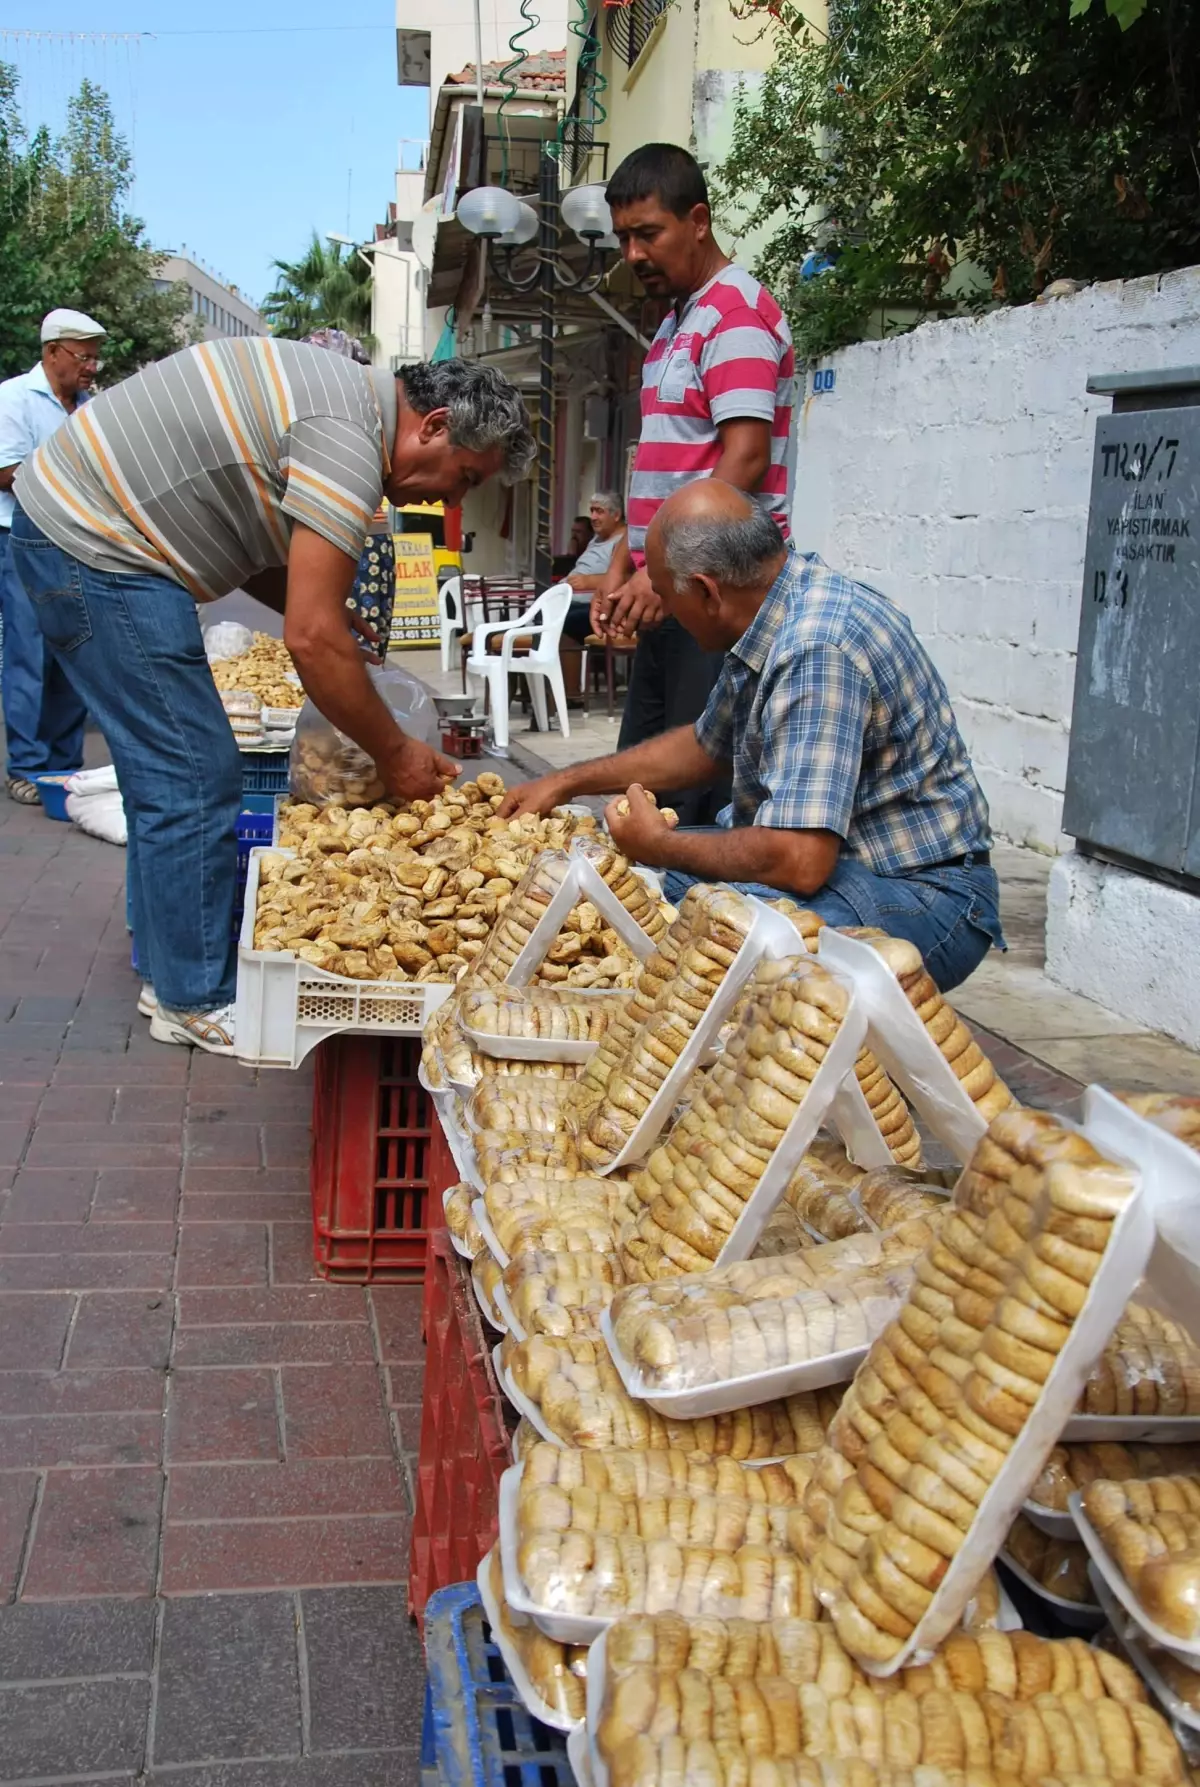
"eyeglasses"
52,345,103,369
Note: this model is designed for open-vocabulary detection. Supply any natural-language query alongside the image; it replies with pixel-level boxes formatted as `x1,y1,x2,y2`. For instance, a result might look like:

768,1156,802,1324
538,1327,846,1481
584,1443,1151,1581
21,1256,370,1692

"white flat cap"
41,308,107,343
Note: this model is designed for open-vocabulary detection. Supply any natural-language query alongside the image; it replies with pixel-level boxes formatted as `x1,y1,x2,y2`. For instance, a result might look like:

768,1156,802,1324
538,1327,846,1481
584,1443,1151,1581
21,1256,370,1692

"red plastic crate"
309,1034,458,1282
409,1230,512,1630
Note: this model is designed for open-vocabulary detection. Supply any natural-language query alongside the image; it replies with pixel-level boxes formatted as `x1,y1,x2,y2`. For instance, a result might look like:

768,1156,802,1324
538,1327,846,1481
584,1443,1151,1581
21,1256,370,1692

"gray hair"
660,502,785,589
398,359,536,484
590,490,623,519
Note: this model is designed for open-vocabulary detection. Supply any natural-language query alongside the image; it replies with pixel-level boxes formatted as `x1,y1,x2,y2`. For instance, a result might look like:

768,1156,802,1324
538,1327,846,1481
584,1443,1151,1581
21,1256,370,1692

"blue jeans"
664,843,1005,993
0,525,88,781
11,508,241,1012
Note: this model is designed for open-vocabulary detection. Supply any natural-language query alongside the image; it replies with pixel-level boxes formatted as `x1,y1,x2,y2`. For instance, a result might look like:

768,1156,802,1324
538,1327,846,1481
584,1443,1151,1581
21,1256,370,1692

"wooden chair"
581,634,638,717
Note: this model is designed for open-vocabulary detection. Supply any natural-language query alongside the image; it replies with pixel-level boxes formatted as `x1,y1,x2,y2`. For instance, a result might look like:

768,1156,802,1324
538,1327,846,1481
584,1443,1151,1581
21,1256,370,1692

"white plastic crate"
235,848,454,1069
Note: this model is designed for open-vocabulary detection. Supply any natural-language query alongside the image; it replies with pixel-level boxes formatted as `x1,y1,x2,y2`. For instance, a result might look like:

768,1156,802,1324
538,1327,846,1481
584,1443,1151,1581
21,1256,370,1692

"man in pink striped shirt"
592,144,796,823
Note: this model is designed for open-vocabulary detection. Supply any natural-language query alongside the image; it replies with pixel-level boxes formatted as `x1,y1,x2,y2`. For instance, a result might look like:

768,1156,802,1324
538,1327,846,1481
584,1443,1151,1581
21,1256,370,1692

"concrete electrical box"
1061,368,1200,879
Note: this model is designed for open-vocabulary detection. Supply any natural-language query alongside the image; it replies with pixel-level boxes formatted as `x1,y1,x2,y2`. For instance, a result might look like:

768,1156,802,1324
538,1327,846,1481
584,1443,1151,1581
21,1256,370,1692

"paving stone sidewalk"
0,796,423,1787
0,772,1130,1786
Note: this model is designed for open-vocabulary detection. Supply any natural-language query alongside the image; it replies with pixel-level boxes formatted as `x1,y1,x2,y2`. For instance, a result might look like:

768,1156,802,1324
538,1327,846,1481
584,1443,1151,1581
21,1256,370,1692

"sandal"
6,776,41,806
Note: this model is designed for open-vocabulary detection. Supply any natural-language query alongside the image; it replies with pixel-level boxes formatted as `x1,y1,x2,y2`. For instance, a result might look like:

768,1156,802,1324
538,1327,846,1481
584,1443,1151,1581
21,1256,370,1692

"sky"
2,5,431,308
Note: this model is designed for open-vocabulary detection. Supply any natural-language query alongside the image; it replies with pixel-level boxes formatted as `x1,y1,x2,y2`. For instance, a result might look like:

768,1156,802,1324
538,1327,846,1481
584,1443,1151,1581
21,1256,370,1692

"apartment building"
154,253,267,341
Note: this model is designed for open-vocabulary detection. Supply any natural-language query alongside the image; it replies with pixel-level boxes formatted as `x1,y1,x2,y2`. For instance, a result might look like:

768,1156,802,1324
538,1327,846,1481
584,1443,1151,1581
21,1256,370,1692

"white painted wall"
370,240,424,367
790,265,1200,853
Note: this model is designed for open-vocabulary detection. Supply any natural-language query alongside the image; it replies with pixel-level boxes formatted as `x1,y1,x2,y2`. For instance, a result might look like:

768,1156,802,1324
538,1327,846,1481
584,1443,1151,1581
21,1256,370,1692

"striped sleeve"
700,305,784,426
279,415,383,560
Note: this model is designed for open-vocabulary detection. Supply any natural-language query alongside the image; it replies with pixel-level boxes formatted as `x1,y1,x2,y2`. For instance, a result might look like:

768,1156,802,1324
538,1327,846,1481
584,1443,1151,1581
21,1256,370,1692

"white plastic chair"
438,574,464,673
464,581,573,752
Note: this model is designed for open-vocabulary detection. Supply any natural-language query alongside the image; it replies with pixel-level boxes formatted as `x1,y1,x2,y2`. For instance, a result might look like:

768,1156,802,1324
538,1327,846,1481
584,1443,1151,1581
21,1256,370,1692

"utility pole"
534,151,557,588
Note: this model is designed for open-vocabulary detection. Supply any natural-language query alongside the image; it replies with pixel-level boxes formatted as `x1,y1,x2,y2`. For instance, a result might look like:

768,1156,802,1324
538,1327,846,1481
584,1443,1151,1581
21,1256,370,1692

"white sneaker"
150,1002,236,1055
137,983,157,1018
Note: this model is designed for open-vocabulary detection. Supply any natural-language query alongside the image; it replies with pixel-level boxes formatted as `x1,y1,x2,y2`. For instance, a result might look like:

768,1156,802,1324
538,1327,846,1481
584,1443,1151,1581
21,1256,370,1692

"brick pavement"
0,797,424,1787
0,787,1095,1785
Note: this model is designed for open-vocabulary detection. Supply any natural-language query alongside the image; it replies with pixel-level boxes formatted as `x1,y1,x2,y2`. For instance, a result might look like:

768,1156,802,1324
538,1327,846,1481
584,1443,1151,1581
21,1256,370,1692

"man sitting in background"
552,515,592,579
560,492,628,696
502,480,1003,992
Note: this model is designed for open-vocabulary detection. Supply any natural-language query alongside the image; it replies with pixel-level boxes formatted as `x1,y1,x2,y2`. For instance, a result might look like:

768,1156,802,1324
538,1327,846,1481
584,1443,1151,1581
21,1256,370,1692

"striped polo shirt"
15,339,395,602
626,265,796,564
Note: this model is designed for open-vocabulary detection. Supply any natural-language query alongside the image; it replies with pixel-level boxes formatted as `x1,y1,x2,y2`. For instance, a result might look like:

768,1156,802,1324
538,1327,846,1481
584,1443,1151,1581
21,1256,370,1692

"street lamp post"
457,158,615,587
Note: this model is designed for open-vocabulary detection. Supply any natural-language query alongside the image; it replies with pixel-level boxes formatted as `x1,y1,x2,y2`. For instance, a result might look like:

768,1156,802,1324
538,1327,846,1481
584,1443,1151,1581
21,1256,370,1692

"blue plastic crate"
240,751,290,800
130,808,274,976
422,1584,575,1787
235,808,274,911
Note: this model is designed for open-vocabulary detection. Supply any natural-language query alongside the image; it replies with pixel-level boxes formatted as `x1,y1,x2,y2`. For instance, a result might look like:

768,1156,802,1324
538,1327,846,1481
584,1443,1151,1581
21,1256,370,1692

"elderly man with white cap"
0,308,105,804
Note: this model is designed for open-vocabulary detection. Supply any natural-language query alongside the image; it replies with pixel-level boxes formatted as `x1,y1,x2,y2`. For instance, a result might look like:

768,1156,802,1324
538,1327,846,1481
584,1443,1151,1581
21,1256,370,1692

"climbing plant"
711,0,1200,358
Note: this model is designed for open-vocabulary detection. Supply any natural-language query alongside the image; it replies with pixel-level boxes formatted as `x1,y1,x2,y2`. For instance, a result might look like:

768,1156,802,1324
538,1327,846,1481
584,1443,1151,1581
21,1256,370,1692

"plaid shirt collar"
730,547,818,675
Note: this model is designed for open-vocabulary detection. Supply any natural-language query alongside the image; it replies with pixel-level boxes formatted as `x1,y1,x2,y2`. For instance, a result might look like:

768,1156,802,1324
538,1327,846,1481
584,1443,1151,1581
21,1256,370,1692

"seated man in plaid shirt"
500,479,1003,992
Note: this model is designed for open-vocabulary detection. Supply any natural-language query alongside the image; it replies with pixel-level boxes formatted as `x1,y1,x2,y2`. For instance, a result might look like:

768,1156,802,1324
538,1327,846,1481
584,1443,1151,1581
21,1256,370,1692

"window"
606,0,670,70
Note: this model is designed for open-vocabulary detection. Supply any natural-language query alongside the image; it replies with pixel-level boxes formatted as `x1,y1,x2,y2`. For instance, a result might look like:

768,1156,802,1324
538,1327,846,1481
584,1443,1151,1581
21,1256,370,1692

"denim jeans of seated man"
663,835,1005,993
10,506,241,1013
0,523,88,781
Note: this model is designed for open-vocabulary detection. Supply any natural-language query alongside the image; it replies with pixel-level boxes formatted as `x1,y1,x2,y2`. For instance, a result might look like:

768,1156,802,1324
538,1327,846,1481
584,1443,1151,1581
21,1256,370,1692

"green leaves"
710,0,1199,358
261,233,374,348
1070,0,1150,29
0,67,193,381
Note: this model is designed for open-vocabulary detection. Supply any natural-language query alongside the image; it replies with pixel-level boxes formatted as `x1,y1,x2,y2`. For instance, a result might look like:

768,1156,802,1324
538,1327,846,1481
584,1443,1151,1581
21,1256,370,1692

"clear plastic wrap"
585,1645,1182,1787
482,1175,634,1229
818,929,1017,1163
1028,1440,1200,1516
472,1251,506,1332
604,1223,934,1415
596,1609,1144,1700
482,1201,619,1270
574,885,713,1109
474,1132,586,1185
579,889,806,1175
784,1155,872,1242
459,984,624,1062
805,1103,1152,1673
833,1045,925,1170
502,1466,817,1642
854,1166,957,1231
570,836,670,943
288,664,439,805
1077,1473,1200,1645
1120,1093,1200,1153
499,1332,841,1455
465,852,576,988
478,1547,589,1730
442,1031,585,1091
512,1415,541,1462
498,1249,622,1341
1075,1299,1200,1419
1091,1561,1200,1737
618,957,867,1279
1003,1511,1098,1610
517,1442,814,1507
443,1182,484,1260
465,1075,581,1137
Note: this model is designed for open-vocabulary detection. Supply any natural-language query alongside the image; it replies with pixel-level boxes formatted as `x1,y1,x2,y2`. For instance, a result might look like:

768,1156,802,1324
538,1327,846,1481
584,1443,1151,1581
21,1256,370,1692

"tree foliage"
261,233,375,348
0,67,194,382
711,0,1200,359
